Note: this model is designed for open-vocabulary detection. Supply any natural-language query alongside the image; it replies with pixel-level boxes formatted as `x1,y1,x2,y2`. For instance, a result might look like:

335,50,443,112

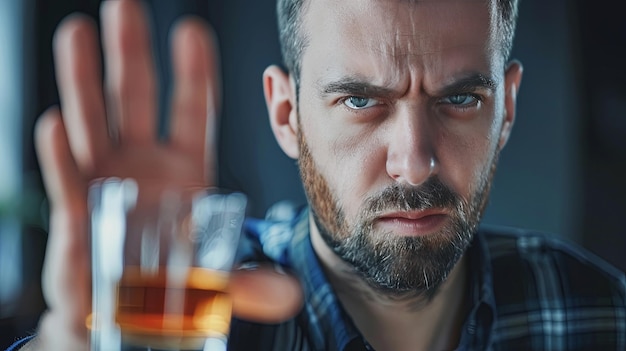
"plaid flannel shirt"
229,205,626,350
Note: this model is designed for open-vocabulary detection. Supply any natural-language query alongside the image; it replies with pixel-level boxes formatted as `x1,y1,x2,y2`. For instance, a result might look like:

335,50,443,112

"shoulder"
239,202,307,266
478,225,626,349
479,225,625,297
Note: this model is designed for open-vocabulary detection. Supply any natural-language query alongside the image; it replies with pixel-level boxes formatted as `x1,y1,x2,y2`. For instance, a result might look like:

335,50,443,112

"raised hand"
31,1,300,350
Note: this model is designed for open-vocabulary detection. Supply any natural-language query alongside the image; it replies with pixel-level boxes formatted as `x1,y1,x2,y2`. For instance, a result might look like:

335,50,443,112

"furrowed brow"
437,73,497,96
318,78,398,98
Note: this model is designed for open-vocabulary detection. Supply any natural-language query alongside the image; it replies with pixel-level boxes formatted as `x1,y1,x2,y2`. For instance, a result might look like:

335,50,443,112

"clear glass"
88,178,247,351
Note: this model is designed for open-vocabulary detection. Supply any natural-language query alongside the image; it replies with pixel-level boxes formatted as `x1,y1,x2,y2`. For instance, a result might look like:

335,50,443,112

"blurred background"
0,0,624,347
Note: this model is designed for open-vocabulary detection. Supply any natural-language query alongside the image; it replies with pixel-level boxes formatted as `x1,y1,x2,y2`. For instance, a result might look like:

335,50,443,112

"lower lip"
374,214,448,237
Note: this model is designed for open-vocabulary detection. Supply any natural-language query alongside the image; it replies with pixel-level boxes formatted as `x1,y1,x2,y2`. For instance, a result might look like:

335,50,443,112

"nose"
385,106,438,186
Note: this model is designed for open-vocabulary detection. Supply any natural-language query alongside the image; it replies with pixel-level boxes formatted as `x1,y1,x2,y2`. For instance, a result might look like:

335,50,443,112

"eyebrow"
318,78,400,98
436,73,498,96
317,73,498,99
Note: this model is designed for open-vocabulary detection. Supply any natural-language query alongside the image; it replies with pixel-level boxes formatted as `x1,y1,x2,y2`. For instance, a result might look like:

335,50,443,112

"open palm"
34,1,219,348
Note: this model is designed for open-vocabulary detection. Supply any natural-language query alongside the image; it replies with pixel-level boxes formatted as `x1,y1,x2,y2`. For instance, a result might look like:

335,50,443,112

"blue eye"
443,94,478,106
344,96,379,109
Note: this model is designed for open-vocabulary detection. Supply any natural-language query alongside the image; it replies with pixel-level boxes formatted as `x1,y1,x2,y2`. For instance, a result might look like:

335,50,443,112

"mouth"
374,209,449,237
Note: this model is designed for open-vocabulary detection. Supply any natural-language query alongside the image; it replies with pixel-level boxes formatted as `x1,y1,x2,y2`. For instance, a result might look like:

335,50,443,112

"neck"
309,214,469,351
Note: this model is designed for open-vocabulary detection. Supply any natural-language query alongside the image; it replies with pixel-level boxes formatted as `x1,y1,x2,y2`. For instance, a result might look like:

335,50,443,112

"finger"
230,265,304,323
35,107,88,212
53,15,110,174
35,108,90,339
169,18,220,184
101,0,157,145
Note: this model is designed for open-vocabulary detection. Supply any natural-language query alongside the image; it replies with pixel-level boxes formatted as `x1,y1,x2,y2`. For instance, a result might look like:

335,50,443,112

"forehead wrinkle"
369,0,494,54
367,0,498,90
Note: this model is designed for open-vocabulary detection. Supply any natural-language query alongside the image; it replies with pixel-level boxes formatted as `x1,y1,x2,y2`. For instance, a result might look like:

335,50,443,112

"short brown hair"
276,0,520,80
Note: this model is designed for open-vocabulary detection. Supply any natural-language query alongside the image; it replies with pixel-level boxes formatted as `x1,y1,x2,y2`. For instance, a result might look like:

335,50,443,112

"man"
9,0,625,350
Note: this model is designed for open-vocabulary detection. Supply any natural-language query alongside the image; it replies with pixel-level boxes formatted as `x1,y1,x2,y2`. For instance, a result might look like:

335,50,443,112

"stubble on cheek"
297,129,350,240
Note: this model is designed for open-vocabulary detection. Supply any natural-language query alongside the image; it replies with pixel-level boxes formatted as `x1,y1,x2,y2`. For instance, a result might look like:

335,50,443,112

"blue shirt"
229,205,626,350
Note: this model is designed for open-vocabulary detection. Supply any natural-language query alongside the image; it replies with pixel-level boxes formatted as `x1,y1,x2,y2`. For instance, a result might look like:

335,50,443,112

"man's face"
295,0,515,296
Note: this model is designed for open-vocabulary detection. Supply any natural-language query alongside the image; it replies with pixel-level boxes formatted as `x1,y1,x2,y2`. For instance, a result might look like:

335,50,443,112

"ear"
263,65,299,159
499,60,523,149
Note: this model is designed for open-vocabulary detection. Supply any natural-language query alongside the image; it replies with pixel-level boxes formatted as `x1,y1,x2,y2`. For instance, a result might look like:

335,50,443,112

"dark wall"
577,0,626,275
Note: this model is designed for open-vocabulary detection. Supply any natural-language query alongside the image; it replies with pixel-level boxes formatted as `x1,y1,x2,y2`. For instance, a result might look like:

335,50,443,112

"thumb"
230,264,303,323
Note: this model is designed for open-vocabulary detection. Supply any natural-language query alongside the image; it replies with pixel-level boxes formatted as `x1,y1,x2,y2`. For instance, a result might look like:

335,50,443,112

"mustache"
362,177,460,217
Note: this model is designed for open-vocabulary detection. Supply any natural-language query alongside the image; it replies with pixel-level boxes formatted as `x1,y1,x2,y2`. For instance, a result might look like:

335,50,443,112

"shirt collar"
287,207,361,350
456,228,497,350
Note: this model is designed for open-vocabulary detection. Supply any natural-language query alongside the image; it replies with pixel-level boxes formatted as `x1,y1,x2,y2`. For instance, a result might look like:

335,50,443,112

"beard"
297,130,498,299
